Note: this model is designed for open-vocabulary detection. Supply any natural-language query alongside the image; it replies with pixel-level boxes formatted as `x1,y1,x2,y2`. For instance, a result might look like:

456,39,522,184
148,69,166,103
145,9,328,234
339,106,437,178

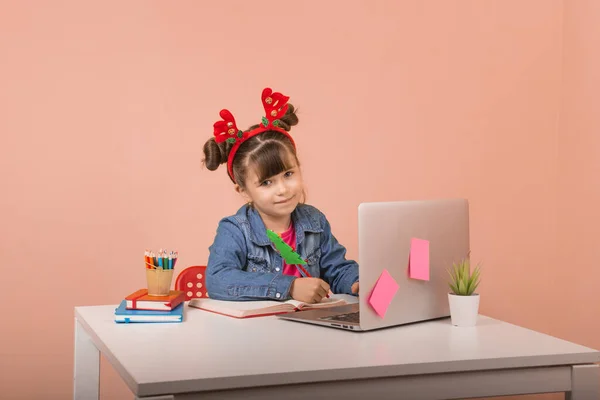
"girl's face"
238,158,304,221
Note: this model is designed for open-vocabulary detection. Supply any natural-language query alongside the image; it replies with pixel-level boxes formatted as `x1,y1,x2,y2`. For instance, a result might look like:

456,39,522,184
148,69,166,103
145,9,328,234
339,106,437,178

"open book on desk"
188,296,347,319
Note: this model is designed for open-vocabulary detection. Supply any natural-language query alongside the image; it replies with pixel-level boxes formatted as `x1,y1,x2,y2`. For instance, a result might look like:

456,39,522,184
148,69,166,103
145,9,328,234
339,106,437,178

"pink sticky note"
409,238,429,281
367,269,399,318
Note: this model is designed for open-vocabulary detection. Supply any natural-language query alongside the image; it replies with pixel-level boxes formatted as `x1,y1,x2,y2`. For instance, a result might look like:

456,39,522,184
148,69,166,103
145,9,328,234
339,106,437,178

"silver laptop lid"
357,199,470,331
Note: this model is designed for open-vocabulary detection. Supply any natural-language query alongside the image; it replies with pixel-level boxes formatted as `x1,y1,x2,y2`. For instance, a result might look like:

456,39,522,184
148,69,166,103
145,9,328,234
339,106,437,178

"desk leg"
74,318,100,400
566,364,600,400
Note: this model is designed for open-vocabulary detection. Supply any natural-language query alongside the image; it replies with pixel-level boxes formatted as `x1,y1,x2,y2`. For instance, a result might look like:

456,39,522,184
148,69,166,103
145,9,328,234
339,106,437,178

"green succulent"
447,257,481,296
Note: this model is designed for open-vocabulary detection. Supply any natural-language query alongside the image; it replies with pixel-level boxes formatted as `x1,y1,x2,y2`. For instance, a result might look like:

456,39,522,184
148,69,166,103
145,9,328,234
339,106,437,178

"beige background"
0,1,598,399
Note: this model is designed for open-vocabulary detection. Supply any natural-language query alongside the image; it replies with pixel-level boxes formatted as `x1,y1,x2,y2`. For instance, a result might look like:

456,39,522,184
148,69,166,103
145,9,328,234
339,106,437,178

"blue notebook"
114,300,184,323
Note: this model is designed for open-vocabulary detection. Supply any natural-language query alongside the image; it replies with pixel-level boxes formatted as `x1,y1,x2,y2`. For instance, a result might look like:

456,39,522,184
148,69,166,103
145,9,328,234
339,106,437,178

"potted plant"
447,256,481,327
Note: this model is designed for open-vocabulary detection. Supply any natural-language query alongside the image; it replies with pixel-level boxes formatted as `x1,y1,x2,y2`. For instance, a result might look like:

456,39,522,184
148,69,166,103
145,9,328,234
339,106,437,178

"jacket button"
275,267,280,272
276,293,281,298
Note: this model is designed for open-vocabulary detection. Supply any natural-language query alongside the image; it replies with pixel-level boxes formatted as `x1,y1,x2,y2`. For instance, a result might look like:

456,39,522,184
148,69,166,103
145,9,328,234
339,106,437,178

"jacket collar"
242,204,323,247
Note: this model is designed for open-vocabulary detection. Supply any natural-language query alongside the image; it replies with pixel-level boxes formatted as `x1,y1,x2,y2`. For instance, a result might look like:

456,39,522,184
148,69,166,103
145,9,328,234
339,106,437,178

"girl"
202,88,359,303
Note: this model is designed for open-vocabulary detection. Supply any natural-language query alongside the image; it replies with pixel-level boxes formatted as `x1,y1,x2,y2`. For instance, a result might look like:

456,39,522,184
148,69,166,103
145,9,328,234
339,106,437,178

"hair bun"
202,137,231,170
277,104,299,132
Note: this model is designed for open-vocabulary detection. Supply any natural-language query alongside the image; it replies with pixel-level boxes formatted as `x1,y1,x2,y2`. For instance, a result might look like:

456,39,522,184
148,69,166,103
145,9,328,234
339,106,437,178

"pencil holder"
146,268,174,296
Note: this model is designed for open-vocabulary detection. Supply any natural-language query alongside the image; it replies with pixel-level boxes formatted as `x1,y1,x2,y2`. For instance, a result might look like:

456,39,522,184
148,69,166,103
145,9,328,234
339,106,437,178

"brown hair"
202,105,300,189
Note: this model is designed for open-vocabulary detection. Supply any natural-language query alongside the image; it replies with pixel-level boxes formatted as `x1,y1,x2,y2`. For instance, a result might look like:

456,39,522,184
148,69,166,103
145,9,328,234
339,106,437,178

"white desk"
74,295,600,400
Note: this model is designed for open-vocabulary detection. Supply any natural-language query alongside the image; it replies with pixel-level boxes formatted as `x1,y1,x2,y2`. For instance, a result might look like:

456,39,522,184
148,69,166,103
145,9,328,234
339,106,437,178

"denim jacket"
205,203,359,301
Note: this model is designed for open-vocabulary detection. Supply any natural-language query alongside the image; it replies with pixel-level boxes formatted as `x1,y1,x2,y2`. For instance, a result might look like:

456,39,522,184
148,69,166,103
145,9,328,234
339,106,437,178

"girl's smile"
275,195,295,204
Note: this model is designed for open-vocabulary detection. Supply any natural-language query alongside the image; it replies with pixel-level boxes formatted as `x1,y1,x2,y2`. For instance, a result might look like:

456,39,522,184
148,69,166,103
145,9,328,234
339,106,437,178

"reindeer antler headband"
212,88,296,183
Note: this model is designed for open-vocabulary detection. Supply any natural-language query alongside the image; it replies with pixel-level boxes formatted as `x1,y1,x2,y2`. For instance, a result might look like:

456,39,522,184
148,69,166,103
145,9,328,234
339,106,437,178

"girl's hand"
351,281,359,295
289,277,330,303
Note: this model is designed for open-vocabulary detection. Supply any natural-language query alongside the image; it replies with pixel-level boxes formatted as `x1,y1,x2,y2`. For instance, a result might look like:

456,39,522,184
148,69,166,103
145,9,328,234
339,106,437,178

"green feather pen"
266,229,332,298
266,229,307,265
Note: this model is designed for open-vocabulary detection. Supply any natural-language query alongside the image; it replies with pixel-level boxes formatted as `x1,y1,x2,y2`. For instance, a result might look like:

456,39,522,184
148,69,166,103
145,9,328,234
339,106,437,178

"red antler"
213,109,240,144
261,88,289,125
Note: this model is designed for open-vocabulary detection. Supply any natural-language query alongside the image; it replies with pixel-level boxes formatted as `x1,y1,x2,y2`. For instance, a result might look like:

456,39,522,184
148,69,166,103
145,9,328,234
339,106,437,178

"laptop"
277,198,470,331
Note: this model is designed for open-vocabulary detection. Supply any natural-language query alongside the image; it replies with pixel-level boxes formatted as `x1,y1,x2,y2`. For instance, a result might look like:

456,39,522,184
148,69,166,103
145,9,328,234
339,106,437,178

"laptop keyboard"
319,311,360,324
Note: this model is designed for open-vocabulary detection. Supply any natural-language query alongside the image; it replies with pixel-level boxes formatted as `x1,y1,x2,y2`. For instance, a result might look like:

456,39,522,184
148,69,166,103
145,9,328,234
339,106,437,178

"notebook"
114,300,184,323
188,297,347,319
124,289,185,311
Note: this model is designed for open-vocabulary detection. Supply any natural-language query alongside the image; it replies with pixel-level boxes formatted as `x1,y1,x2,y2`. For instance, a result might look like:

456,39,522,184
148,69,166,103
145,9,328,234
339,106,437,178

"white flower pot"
448,293,480,327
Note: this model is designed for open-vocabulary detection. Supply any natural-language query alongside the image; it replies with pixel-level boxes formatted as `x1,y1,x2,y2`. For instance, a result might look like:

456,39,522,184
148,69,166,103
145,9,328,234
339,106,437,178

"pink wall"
0,1,596,399
556,0,600,352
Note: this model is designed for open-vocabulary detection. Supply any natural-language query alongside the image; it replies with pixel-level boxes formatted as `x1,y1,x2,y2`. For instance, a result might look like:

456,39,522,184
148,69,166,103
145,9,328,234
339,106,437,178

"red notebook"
125,289,185,311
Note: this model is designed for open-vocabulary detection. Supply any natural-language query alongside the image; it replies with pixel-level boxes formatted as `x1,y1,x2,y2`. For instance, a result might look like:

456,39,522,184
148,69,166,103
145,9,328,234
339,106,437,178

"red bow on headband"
212,88,296,183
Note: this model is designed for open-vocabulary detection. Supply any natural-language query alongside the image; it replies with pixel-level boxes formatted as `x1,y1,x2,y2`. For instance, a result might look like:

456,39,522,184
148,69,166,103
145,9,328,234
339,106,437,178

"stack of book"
114,289,185,323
